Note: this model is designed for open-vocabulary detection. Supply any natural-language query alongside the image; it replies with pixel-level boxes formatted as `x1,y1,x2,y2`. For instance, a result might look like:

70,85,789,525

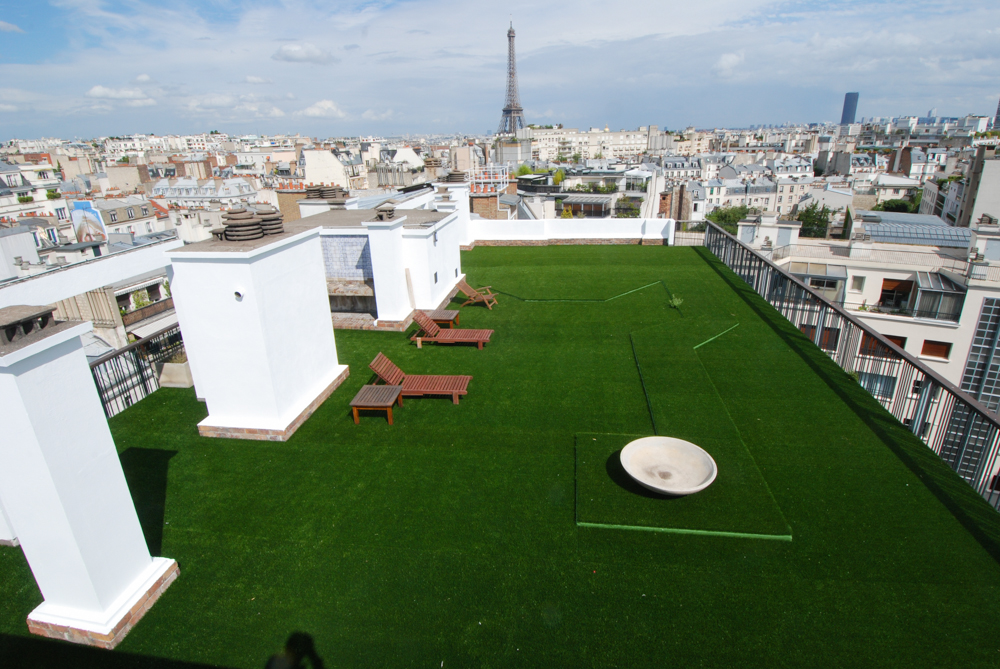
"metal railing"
771,243,969,272
968,263,1000,283
843,301,962,322
703,222,1000,511
673,231,705,247
89,325,184,418
121,297,174,326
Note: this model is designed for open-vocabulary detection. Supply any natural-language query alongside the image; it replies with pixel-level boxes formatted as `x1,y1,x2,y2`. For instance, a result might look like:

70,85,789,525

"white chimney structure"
167,226,349,440
0,306,178,649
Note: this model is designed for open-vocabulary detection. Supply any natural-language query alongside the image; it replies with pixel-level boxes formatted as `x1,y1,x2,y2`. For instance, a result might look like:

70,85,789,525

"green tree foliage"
46,189,60,200
615,200,641,218
516,164,532,177
797,202,833,238
552,169,565,186
874,199,913,213
572,152,582,163
560,206,574,219
706,205,749,234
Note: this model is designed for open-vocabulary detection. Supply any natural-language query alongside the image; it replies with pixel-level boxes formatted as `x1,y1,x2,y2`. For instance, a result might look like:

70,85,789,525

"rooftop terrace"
3,245,1000,667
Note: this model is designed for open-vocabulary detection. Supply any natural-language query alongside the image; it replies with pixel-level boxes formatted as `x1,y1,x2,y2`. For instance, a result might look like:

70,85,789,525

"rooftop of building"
171,209,449,254
3,245,999,667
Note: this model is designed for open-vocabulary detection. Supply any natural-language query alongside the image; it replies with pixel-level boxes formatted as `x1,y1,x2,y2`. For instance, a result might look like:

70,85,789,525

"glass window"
860,333,905,357
858,371,897,400
127,208,134,219
109,211,118,222
921,340,952,359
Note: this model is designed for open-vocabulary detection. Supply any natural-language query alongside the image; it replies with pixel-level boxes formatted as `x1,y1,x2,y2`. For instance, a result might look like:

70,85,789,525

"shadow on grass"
605,450,672,500
0,633,231,669
118,448,176,556
694,246,1000,565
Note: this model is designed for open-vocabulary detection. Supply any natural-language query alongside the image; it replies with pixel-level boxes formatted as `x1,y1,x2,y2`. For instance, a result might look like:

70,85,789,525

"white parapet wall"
167,228,349,441
0,238,183,309
462,217,675,247
0,312,177,649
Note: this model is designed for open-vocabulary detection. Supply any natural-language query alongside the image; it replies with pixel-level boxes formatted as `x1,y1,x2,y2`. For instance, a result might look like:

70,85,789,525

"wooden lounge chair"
369,352,472,404
456,278,498,310
410,311,493,349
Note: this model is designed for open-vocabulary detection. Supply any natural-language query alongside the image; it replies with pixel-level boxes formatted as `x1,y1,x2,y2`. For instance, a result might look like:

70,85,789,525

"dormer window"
127,208,135,219
109,211,118,223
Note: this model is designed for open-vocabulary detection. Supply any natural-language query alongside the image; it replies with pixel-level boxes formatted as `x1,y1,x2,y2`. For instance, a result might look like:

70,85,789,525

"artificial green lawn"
2,245,1000,667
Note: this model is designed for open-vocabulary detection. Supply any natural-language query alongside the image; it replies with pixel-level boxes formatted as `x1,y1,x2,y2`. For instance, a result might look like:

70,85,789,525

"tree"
516,164,532,177
706,205,749,234
560,206,574,219
874,199,912,213
572,152,582,163
552,169,565,186
797,202,833,238
615,200,641,218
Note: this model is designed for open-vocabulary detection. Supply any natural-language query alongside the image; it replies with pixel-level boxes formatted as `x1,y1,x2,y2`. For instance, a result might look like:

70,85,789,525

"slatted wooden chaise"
410,311,493,349
369,352,472,404
456,278,498,310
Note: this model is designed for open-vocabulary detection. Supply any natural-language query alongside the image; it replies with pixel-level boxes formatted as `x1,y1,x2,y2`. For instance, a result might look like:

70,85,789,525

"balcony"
3,243,999,667
845,301,962,322
773,241,969,272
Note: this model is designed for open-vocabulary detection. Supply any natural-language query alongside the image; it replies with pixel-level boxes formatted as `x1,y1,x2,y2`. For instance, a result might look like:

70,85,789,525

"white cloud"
272,43,335,65
86,85,147,100
125,98,157,107
300,100,346,118
269,107,286,118
0,104,17,112
244,75,272,84
189,94,236,109
362,108,394,121
713,51,745,78
135,74,151,82
0,21,24,33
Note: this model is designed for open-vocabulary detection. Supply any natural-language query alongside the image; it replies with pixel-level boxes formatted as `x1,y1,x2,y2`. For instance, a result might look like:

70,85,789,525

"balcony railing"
703,222,1000,511
517,183,563,194
772,243,969,272
843,301,962,322
89,324,184,418
121,297,174,326
967,263,1000,283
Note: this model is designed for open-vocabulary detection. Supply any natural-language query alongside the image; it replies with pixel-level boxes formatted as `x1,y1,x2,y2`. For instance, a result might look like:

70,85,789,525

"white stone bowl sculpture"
619,436,718,496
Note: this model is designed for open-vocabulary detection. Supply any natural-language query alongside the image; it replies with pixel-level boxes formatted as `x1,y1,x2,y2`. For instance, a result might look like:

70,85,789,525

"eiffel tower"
497,22,526,136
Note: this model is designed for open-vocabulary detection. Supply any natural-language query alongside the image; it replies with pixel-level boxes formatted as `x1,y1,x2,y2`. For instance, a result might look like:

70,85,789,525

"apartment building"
739,210,1000,391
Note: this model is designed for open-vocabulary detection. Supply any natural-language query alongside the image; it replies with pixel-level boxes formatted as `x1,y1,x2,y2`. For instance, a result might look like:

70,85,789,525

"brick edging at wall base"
27,560,180,650
198,366,350,441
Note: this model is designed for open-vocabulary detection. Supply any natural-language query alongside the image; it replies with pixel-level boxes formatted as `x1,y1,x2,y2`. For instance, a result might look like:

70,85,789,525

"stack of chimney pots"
305,185,350,201
221,207,264,241
254,205,285,236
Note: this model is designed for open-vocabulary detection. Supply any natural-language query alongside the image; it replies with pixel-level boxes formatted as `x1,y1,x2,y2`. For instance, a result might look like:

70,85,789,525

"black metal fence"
90,325,184,418
703,222,1000,511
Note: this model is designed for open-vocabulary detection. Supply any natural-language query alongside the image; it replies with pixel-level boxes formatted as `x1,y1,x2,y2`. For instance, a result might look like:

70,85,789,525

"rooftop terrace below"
2,245,999,667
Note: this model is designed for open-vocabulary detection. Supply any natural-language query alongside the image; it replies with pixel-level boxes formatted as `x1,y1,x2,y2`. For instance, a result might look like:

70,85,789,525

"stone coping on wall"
198,366,350,441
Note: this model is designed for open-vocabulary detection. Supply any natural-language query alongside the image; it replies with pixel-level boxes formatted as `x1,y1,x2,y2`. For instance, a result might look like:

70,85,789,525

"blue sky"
1,0,999,140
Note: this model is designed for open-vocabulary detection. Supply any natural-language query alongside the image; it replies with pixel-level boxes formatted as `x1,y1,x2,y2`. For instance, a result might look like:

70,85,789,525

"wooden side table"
350,385,403,425
423,309,460,328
